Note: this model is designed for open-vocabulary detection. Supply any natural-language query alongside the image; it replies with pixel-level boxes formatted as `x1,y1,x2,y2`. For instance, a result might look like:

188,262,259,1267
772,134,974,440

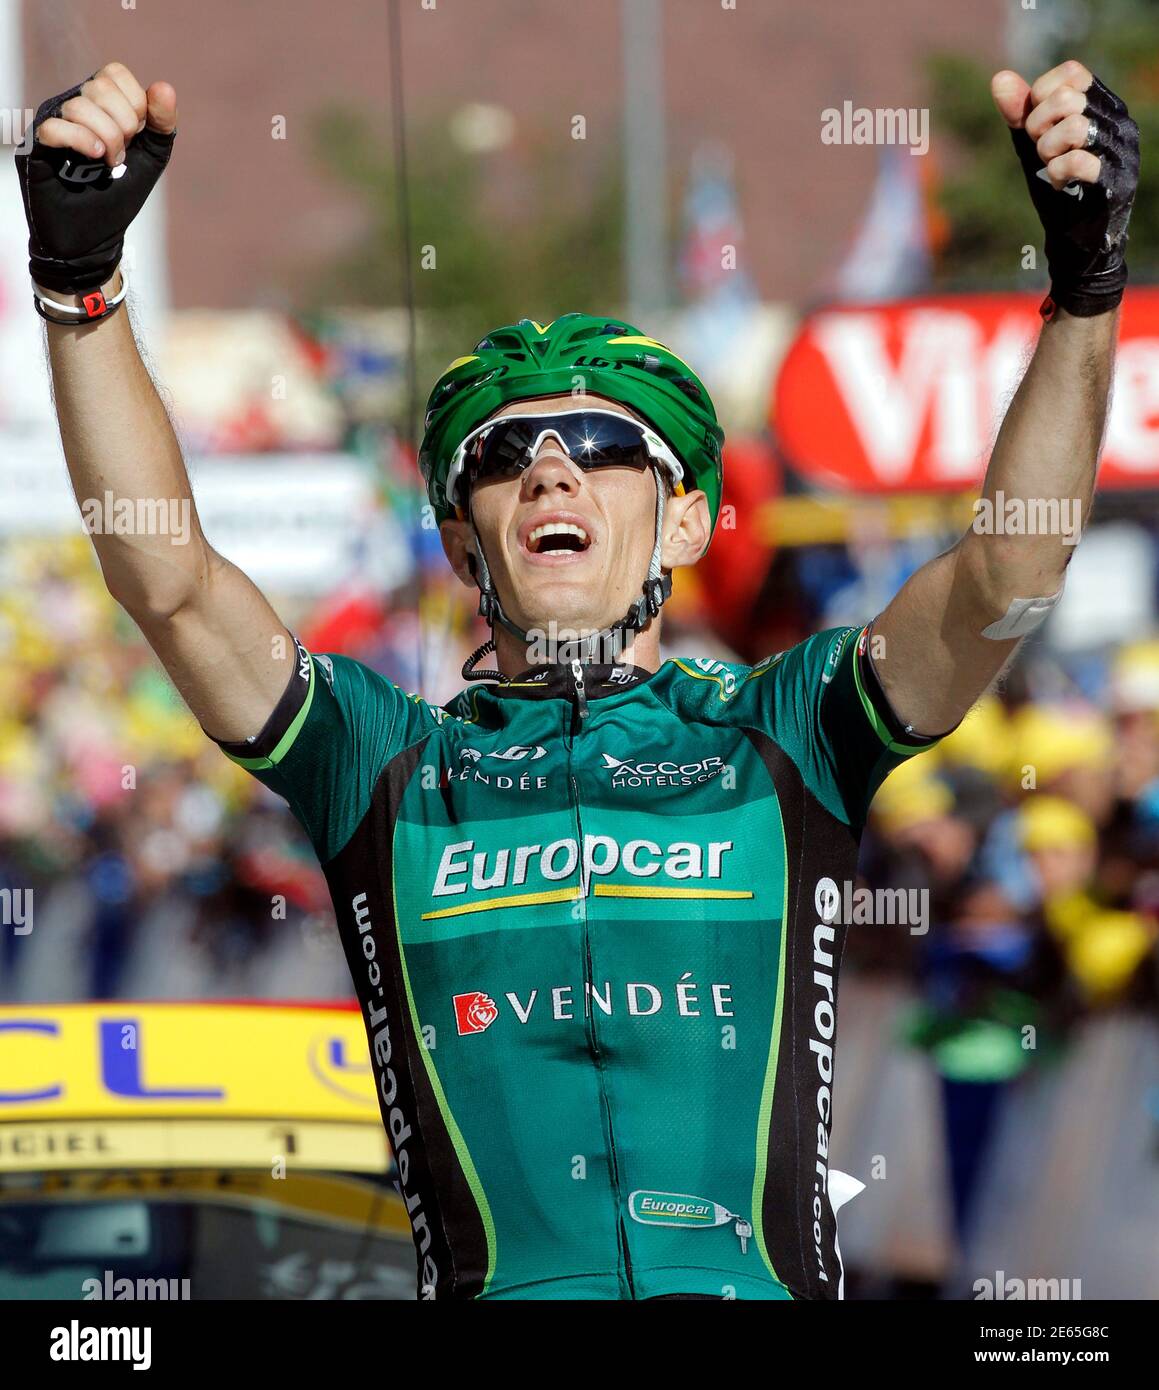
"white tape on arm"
981,583,1065,641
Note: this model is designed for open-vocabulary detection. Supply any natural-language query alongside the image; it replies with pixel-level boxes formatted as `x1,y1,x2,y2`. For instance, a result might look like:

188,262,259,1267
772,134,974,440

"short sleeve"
209,636,434,863
748,624,947,828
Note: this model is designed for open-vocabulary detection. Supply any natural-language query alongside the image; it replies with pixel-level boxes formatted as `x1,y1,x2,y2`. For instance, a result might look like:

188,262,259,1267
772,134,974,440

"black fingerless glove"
1011,75,1139,317
14,78,176,294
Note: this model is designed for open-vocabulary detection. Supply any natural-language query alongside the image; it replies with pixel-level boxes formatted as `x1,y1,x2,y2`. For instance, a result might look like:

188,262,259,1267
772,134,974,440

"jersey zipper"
566,660,637,1298
570,658,589,722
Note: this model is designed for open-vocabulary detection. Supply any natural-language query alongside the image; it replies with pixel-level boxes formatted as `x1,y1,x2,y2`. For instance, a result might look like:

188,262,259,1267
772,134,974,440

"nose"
521,436,581,499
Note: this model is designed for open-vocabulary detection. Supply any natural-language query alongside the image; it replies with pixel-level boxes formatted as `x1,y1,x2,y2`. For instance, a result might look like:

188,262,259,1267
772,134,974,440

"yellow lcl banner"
0,1003,379,1122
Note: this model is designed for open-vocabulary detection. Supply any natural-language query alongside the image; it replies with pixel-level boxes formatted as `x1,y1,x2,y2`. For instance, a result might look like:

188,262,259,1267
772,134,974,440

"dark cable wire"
387,0,419,450
386,0,433,692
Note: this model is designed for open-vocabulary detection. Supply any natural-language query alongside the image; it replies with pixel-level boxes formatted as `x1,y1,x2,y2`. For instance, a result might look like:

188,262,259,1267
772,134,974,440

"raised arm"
873,61,1139,736
18,62,294,742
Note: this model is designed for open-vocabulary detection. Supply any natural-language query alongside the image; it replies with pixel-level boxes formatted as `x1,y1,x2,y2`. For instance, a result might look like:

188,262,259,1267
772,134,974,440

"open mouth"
526,522,592,556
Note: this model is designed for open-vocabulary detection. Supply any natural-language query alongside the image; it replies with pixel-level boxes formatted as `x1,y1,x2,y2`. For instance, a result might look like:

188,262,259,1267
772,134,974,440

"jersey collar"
487,662,656,702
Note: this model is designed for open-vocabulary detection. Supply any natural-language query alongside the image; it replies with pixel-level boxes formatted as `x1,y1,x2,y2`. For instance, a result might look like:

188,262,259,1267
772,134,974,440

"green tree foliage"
307,105,625,414
930,0,1159,291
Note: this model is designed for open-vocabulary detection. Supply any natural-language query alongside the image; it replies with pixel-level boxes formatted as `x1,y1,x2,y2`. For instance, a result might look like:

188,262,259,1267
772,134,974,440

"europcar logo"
627,1190,752,1251
453,992,498,1035
629,1191,715,1226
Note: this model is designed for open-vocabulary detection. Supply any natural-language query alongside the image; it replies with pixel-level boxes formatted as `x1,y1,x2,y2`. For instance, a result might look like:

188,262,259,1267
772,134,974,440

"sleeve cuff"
208,635,315,770
854,623,958,750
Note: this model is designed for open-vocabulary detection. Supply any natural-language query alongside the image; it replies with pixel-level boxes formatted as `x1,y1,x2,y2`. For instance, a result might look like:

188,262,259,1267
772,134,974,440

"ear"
440,518,479,590
661,489,712,568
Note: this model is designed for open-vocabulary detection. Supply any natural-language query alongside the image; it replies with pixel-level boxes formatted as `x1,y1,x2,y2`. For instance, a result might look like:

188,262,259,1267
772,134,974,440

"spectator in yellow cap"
1018,795,1097,896
1018,796,1156,1004
871,765,977,884
1007,705,1115,825
976,706,1114,915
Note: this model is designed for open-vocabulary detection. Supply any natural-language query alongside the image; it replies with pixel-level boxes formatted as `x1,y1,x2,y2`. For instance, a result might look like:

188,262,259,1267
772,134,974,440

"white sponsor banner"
0,433,409,595
1049,522,1157,652
0,0,169,429
0,0,48,430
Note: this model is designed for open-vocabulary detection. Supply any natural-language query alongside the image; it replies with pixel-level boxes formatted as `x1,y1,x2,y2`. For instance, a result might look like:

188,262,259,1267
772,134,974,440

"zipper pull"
734,1218,752,1255
570,659,589,722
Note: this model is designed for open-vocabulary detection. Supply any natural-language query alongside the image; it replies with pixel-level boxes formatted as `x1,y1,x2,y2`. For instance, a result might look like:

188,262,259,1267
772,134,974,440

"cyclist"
16,58,1138,1299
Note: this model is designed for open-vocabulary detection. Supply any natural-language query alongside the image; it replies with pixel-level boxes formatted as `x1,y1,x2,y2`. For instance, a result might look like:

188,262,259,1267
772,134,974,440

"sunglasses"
446,409,685,511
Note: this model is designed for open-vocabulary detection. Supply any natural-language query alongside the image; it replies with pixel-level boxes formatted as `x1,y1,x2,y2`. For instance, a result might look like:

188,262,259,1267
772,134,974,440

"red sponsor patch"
454,991,498,1035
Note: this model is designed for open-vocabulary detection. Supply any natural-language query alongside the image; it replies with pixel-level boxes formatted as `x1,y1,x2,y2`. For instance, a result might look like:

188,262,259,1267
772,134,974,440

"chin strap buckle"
647,574,672,615
631,574,671,625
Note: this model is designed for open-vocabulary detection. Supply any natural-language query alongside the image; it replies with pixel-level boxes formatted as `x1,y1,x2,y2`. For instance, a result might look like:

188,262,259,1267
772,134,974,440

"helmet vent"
485,329,531,363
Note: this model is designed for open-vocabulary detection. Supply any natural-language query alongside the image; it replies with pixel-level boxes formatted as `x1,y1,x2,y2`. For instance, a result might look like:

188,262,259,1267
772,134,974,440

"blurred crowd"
855,643,1159,1242
0,536,400,1004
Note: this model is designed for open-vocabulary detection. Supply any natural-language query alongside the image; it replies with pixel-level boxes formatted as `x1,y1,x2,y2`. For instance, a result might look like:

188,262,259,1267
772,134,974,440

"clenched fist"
993,60,1140,318
15,62,177,298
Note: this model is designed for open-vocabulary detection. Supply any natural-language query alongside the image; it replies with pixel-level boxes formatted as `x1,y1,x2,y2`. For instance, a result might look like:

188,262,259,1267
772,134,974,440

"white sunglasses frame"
445,407,685,513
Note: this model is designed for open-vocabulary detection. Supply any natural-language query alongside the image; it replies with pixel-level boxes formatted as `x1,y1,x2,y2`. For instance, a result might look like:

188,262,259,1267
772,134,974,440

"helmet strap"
462,466,672,680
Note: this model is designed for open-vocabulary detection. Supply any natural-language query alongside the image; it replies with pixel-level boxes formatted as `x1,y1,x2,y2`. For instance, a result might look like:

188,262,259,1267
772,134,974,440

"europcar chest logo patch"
628,1190,753,1252
629,1190,717,1226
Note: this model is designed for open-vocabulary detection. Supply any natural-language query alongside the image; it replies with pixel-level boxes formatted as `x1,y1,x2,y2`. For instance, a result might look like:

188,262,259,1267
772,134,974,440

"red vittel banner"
774,291,1159,491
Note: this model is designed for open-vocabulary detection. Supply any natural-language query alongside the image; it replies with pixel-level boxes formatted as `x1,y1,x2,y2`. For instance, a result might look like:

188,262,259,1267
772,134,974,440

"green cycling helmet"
418,313,725,533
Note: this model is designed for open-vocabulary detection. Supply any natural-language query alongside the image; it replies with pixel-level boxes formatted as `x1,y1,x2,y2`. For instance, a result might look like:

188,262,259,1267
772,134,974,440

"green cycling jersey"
213,624,940,1300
